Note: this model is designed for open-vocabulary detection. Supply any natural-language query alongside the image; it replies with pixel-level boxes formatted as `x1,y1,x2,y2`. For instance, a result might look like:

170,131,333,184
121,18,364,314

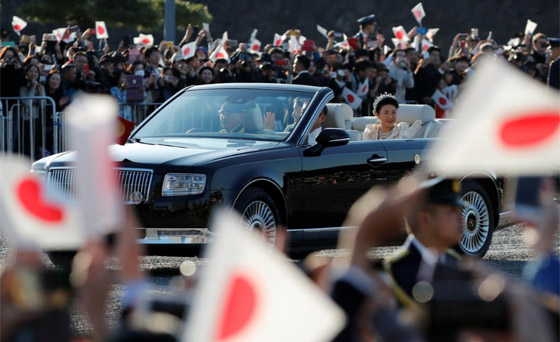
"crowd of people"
1,14,558,122
0,12,559,342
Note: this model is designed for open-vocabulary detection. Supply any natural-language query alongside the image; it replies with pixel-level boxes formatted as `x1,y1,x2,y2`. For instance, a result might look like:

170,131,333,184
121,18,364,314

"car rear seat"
350,104,441,139
324,103,362,140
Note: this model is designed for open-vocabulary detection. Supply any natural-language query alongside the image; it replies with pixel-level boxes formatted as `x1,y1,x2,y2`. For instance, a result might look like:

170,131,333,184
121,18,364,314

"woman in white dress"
362,93,421,140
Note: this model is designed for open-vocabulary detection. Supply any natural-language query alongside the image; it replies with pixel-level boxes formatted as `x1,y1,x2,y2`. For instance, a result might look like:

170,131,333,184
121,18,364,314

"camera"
5,56,14,63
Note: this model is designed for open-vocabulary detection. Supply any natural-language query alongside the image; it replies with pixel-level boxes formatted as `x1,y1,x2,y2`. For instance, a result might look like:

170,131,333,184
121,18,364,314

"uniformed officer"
384,177,464,308
354,14,377,49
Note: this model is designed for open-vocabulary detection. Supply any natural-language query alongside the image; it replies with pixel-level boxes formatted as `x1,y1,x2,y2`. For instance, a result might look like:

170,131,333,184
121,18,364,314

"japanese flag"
425,57,560,176
288,35,301,54
525,19,538,35
67,95,124,237
357,80,369,97
181,41,196,59
411,3,426,25
392,26,409,42
392,38,407,49
0,156,85,251
12,16,27,33
249,39,261,52
134,33,154,47
273,33,282,46
316,25,329,39
420,38,433,52
426,28,439,42
183,210,345,342
342,87,363,110
249,28,258,44
210,45,230,63
95,21,109,39
52,28,65,43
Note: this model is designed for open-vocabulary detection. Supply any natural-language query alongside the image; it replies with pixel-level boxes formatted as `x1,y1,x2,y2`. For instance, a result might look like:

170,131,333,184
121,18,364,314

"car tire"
234,188,280,243
457,180,495,257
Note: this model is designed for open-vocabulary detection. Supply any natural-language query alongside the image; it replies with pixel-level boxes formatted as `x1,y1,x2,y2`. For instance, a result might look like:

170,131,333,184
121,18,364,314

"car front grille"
47,167,153,204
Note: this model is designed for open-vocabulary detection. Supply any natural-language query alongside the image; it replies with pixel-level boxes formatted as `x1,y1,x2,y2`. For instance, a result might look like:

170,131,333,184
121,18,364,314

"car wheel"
458,180,495,257
234,188,280,243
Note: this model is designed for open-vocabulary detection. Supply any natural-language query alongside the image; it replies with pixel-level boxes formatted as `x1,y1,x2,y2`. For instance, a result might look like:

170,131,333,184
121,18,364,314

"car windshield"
133,88,315,142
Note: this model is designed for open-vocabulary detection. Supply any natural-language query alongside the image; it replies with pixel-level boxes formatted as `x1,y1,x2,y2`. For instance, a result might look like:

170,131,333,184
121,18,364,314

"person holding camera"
388,49,414,103
0,46,26,98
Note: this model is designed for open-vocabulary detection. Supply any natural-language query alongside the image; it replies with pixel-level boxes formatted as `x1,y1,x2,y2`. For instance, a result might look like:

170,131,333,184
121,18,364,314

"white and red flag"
357,81,369,97
425,57,560,176
249,39,261,52
95,21,109,39
181,41,196,59
420,38,433,52
53,27,76,43
0,156,85,251
342,87,363,110
426,28,439,42
411,3,426,25
392,38,407,49
273,33,282,46
316,25,329,39
134,33,154,47
12,16,27,34
392,26,409,42
210,45,230,63
183,210,345,342
67,95,124,237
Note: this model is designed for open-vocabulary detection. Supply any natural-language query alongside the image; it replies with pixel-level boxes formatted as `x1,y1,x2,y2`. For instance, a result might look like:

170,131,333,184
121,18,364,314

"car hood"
43,137,285,167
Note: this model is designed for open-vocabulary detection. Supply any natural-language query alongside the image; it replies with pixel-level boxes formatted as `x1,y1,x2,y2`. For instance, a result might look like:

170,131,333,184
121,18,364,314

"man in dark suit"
292,55,319,86
384,178,464,308
547,37,559,90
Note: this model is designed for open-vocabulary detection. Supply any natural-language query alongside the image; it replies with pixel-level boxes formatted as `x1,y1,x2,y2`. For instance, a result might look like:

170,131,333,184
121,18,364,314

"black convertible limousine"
32,84,503,256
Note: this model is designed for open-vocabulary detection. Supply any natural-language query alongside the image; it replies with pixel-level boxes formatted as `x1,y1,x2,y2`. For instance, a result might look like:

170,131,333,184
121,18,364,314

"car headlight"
162,173,206,196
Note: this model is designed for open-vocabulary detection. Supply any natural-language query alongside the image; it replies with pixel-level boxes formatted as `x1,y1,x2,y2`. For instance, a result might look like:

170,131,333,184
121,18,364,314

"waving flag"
426,28,439,42
183,210,345,342
273,33,282,46
392,26,409,42
117,116,135,145
357,81,369,97
420,38,433,52
249,28,258,44
316,25,329,39
0,156,85,250
95,21,109,39
425,57,560,176
392,38,407,49
342,87,363,110
181,41,196,59
134,33,154,47
67,95,124,237
249,39,261,52
411,3,426,25
12,16,27,34
524,19,538,35
210,45,230,63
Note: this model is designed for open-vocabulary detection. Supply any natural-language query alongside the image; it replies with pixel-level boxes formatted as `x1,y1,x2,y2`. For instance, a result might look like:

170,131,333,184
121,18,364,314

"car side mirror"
304,128,350,156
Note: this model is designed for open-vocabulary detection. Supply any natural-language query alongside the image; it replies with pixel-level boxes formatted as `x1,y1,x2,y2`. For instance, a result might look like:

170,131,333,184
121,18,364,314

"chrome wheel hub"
242,200,276,243
460,191,490,253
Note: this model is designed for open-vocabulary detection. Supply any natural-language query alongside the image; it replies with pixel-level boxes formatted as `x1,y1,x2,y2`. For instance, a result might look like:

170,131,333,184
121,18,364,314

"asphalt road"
1,222,558,336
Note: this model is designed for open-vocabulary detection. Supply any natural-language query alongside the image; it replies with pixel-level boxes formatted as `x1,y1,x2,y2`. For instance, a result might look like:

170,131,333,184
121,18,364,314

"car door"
379,138,430,182
298,139,388,229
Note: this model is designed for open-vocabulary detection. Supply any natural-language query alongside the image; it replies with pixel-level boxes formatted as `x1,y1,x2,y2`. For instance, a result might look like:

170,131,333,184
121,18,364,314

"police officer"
354,14,376,49
383,178,464,308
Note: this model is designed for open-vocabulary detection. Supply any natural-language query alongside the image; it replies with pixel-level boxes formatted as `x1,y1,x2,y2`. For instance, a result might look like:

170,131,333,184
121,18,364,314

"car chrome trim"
47,167,153,204
137,228,213,244
286,226,358,233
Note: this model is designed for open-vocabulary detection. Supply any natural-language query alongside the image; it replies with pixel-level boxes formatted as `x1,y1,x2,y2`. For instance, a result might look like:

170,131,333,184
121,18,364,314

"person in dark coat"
547,37,560,90
292,55,319,86
384,178,464,308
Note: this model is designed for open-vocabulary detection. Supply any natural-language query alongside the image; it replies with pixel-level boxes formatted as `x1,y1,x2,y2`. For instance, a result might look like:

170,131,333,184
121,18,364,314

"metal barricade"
0,97,162,160
0,96,57,161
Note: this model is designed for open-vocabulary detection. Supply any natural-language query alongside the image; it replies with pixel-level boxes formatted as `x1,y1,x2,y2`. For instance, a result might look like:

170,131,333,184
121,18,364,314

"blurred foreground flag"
0,156,85,250
183,210,345,342
425,57,560,176
67,95,124,237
